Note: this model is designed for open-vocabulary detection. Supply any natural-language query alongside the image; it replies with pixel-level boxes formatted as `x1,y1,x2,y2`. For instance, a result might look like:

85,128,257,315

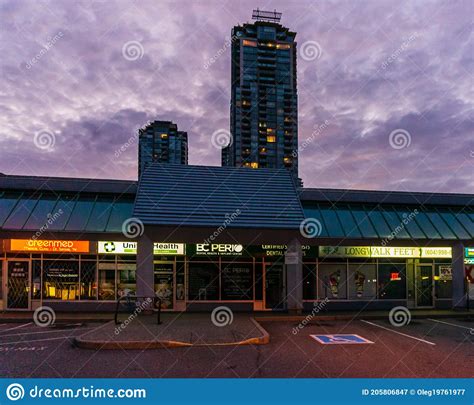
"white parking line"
0,336,73,346
427,318,474,331
0,326,95,339
0,323,32,333
361,320,436,346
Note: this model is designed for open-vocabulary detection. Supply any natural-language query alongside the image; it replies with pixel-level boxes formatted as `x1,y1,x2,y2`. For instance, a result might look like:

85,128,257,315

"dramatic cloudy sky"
1,0,473,192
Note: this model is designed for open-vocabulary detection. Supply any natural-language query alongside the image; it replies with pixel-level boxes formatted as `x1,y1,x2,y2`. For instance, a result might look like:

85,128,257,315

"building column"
286,238,303,314
136,232,155,300
452,242,466,309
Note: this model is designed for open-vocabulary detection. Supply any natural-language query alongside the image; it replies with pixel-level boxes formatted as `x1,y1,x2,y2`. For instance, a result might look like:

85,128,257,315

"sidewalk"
74,313,269,350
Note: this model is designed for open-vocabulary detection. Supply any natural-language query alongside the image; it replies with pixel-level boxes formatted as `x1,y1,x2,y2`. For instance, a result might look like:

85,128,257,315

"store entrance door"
265,261,285,310
6,260,30,310
154,262,175,310
416,264,434,307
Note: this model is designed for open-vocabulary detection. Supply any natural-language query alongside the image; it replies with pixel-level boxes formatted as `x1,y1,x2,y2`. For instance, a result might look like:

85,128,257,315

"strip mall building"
1,164,473,312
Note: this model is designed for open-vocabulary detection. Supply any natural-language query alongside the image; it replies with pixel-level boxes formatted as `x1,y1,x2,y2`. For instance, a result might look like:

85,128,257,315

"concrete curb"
255,312,474,323
74,317,269,350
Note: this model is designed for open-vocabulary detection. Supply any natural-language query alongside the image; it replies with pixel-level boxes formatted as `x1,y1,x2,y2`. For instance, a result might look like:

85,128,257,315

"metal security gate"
7,260,31,310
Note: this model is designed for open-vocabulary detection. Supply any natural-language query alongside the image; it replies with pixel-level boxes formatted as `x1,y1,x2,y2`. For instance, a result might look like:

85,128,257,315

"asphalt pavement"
0,317,472,378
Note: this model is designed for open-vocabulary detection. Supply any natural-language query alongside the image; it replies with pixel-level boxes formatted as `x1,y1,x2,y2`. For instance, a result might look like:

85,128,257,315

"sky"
1,0,473,193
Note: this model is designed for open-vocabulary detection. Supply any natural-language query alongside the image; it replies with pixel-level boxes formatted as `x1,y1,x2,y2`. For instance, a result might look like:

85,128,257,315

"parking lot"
1,317,473,378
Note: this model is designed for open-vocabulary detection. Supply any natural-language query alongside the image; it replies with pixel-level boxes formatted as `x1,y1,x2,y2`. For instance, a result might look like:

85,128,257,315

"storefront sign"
194,244,244,256
438,266,452,281
98,241,185,255
319,246,452,259
465,247,474,258
10,239,89,253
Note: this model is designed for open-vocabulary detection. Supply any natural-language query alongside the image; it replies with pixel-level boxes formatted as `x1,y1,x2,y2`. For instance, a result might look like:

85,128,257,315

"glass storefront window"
221,262,253,300
318,263,347,299
154,262,173,309
303,262,317,300
176,261,185,301
80,261,97,300
378,261,406,299
43,260,79,300
31,260,41,299
435,263,452,299
118,262,136,297
98,262,116,300
188,261,219,301
348,263,377,300
255,261,263,300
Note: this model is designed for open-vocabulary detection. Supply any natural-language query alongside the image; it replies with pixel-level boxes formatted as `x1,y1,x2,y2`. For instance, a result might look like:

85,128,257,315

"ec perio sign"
10,239,89,253
319,246,452,258
98,241,185,255
195,244,244,256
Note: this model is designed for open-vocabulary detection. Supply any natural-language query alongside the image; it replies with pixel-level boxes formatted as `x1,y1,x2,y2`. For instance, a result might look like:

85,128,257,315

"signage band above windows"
465,248,474,258
98,241,185,255
10,239,90,253
319,246,452,259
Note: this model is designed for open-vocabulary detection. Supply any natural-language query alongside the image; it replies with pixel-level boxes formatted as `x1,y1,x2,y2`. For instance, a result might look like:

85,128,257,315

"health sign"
98,241,185,255
10,239,89,253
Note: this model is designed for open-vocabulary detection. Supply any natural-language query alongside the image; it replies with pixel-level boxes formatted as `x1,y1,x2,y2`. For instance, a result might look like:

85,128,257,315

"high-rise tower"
138,120,188,178
223,10,299,182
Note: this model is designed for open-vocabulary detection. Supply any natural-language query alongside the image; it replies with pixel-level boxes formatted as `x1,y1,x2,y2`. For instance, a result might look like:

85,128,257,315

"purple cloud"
0,0,472,193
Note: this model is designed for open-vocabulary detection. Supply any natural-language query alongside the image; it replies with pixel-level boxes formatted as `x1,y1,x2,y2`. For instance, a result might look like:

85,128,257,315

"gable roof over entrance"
133,163,305,229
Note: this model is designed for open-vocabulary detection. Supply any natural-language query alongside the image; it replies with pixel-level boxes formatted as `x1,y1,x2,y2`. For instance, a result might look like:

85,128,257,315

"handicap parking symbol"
310,334,374,344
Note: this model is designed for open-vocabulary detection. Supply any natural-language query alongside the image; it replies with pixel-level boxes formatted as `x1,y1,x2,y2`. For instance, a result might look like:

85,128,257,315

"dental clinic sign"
98,241,185,255
319,246,452,258
195,244,244,256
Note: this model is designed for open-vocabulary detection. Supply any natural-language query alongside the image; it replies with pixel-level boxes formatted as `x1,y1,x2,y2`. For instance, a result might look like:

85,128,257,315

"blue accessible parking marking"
310,334,374,344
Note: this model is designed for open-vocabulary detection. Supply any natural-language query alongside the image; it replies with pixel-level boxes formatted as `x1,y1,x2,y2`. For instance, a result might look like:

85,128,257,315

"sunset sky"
1,0,472,192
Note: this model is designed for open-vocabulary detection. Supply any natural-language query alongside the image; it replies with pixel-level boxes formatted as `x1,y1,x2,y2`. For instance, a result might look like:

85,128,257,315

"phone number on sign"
362,388,466,397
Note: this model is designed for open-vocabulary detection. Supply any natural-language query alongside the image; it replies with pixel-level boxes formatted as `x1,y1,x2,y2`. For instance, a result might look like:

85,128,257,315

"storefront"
1,238,472,312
